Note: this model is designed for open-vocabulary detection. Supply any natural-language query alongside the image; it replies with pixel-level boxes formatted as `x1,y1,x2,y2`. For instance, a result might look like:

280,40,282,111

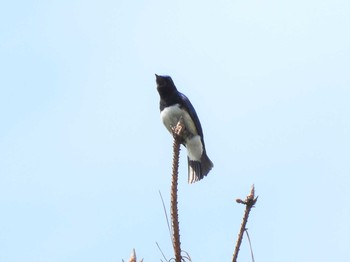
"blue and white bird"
155,74,213,183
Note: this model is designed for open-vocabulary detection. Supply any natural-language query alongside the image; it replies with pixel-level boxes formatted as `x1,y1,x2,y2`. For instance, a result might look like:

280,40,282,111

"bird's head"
155,74,177,97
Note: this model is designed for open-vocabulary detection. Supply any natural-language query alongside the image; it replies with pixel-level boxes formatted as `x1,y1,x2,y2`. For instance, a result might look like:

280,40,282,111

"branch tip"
232,185,258,262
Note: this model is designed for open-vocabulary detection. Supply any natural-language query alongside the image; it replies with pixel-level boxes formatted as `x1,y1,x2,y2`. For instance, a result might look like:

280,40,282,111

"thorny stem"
232,185,258,262
170,119,185,262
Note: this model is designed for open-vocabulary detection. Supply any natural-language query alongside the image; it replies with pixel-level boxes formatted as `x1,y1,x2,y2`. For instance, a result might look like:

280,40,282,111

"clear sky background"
1,1,349,261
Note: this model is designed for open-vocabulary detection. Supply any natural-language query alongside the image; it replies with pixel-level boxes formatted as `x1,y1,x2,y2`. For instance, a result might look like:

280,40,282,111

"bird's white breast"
160,104,197,135
161,104,203,161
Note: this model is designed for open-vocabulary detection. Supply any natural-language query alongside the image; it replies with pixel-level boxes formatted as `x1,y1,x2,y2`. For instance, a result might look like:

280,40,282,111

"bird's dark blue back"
178,92,204,141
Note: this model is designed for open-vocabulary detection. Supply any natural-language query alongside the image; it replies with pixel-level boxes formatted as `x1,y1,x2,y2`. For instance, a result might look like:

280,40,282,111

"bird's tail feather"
187,153,213,184
201,152,213,177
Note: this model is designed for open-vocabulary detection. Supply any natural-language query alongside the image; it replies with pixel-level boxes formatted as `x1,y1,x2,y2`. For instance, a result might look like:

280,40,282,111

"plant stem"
171,120,184,262
232,185,258,262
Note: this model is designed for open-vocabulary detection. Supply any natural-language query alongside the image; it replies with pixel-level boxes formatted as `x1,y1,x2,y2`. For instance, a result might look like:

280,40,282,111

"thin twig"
156,241,169,262
245,230,255,262
159,191,174,247
232,185,258,262
181,250,192,262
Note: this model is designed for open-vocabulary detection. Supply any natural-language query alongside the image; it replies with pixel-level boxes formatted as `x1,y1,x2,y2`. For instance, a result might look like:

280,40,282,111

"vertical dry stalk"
170,119,185,262
128,249,136,262
127,249,143,262
232,185,258,262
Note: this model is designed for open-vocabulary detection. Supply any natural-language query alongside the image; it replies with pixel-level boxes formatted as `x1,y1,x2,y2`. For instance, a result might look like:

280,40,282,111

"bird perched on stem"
155,74,213,183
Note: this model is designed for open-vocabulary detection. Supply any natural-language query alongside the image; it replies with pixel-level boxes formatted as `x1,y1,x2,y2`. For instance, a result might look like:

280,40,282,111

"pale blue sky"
0,1,349,261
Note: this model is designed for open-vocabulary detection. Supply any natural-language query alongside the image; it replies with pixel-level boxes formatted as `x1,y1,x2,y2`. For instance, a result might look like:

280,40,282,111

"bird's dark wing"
178,92,204,139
